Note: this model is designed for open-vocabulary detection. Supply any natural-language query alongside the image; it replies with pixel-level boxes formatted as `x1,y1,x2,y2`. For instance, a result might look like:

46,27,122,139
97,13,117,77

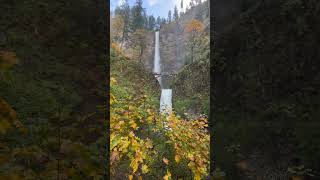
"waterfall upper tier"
153,31,161,74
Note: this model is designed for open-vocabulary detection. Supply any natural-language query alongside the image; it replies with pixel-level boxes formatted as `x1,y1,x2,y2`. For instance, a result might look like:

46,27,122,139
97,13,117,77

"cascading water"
153,31,172,114
160,89,172,113
153,31,161,86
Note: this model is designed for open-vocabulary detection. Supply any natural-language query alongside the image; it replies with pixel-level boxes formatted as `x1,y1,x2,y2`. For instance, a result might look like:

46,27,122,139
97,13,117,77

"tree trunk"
120,23,126,49
191,45,194,63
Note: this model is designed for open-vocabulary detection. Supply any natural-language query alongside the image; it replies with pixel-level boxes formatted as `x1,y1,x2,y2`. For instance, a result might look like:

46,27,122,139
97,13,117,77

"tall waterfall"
153,31,161,74
153,31,172,114
153,31,161,86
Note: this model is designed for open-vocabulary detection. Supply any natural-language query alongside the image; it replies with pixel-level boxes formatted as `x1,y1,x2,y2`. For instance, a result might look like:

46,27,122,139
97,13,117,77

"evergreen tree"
148,15,155,30
168,10,172,23
162,18,167,25
131,0,145,31
143,11,148,29
114,0,130,48
173,5,179,21
156,16,161,29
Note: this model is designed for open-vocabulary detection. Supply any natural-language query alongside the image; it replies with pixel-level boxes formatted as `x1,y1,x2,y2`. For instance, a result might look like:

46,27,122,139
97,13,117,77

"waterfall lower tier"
160,89,172,114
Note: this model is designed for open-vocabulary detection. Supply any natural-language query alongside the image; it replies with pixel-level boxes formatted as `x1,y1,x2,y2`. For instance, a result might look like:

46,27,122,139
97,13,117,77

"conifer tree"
114,0,130,48
148,15,155,30
156,16,161,29
162,18,167,25
173,5,179,21
168,10,172,23
131,0,145,31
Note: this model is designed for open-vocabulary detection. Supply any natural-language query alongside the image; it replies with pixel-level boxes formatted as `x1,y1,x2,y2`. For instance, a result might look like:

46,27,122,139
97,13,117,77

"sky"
110,0,193,18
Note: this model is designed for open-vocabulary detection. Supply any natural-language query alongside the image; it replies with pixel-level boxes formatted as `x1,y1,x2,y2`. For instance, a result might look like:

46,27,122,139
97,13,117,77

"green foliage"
213,0,320,178
110,46,209,179
131,0,145,31
173,6,179,21
287,165,314,177
114,0,131,45
0,0,106,178
148,15,156,30
173,57,209,117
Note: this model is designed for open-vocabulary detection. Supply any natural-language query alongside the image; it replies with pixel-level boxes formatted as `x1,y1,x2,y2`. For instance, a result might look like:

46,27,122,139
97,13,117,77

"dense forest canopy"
0,0,107,179
212,0,320,179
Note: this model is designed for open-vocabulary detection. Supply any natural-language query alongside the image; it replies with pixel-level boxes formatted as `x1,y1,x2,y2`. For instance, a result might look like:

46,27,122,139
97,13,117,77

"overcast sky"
110,0,194,18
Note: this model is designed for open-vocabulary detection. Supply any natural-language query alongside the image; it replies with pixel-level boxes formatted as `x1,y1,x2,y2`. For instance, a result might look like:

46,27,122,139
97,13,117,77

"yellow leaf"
188,154,195,161
129,131,135,138
130,121,137,130
128,175,133,180
175,155,181,163
163,170,171,180
142,164,149,174
194,172,201,180
110,77,117,84
162,157,169,165
130,159,139,173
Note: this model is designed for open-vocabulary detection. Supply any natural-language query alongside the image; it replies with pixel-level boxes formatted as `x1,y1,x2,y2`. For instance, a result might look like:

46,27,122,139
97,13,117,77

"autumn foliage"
111,15,125,43
185,19,205,34
184,19,206,63
110,46,209,179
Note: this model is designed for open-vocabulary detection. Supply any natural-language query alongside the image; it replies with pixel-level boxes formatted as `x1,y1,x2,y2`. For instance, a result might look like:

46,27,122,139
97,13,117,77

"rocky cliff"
142,1,210,75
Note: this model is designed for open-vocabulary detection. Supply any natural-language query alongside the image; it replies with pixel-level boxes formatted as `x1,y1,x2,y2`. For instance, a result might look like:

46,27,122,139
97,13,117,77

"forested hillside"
160,1,210,117
0,0,107,179
212,0,320,179
110,44,209,179
111,0,210,118
110,0,210,179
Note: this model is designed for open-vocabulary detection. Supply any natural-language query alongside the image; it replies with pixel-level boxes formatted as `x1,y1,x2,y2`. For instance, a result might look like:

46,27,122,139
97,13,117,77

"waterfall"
153,31,161,86
160,89,172,113
153,31,172,114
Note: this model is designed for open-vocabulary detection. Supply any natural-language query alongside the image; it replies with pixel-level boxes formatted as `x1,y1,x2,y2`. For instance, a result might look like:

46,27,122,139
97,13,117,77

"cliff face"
142,1,210,75
141,22,183,74
159,23,184,74
141,31,155,72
